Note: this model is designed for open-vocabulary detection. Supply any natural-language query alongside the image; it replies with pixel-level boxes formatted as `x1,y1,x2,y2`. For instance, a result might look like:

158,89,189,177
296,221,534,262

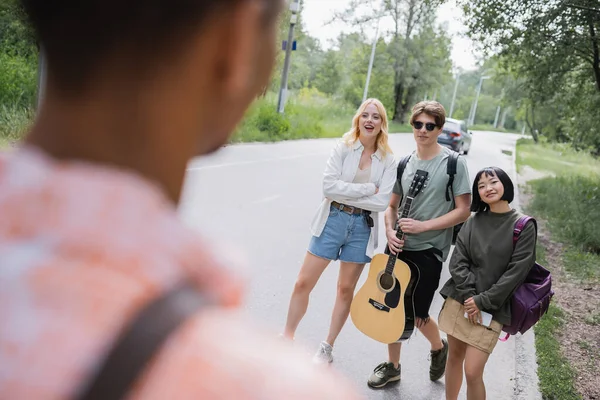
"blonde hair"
342,98,393,157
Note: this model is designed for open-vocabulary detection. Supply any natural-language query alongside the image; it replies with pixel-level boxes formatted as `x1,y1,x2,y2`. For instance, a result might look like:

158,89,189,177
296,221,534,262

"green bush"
231,88,412,143
529,176,600,255
255,104,290,139
0,53,37,109
233,89,353,142
0,105,33,147
287,108,323,139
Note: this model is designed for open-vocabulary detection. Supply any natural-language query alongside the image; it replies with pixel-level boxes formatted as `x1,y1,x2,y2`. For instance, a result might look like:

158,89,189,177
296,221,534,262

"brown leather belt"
331,201,365,215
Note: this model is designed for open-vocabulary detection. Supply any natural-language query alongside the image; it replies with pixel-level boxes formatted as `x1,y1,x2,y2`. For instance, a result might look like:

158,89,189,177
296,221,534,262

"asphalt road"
179,131,540,400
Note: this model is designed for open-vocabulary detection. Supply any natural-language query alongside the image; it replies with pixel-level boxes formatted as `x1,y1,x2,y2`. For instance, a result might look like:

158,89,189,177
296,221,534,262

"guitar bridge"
369,299,390,312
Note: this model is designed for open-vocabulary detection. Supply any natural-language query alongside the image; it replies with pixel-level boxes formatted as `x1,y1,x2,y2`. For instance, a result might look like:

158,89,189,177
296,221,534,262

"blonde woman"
281,98,398,364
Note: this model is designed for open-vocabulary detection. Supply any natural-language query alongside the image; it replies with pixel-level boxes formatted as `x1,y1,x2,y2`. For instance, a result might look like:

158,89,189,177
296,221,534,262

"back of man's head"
21,0,281,95
21,0,283,201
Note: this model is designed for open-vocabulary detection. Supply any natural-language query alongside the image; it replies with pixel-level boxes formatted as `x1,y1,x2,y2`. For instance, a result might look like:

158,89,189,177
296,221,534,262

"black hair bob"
470,166,515,212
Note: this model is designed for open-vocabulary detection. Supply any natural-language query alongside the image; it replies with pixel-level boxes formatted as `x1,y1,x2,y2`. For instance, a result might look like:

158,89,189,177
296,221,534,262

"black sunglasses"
413,121,438,131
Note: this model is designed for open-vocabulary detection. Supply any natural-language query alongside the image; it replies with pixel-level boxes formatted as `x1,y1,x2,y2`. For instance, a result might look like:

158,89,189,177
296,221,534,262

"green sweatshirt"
439,209,537,325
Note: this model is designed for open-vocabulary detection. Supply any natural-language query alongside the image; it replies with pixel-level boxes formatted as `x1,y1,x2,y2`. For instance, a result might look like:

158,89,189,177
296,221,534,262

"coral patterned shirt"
0,146,362,400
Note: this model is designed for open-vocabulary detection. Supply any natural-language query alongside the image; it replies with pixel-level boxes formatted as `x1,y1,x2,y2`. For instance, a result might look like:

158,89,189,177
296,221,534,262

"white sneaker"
278,333,294,342
312,341,333,364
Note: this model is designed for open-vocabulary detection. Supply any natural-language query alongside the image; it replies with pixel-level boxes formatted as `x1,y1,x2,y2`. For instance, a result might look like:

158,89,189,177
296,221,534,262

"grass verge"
518,138,599,399
516,138,600,177
517,138,600,282
532,243,580,399
534,304,581,400
469,123,514,133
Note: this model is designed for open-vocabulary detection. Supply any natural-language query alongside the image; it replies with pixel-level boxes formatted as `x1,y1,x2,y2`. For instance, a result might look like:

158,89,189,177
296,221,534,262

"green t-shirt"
393,147,471,261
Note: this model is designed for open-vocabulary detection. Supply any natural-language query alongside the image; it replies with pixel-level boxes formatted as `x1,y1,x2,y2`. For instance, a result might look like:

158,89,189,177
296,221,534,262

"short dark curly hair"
21,0,280,94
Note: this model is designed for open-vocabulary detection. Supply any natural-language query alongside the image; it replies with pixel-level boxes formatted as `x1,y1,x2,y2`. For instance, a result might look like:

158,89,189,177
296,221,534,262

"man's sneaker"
429,338,449,381
312,341,333,364
367,362,401,388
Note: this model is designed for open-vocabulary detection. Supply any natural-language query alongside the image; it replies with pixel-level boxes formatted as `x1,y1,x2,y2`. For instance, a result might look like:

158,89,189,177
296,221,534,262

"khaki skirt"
438,297,502,354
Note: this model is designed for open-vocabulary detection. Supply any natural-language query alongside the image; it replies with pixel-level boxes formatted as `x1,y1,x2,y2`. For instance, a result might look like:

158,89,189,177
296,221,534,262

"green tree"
313,50,342,95
333,0,452,122
0,0,36,58
0,0,38,109
459,0,600,151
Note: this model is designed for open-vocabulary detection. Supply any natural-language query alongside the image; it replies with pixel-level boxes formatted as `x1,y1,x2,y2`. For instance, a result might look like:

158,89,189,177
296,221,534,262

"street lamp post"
277,0,300,114
363,19,381,103
449,73,460,118
493,105,501,128
469,75,491,125
494,89,506,128
500,107,509,129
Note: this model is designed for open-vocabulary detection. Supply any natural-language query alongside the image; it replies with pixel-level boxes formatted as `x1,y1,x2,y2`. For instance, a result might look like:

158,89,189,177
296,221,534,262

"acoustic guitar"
350,170,429,344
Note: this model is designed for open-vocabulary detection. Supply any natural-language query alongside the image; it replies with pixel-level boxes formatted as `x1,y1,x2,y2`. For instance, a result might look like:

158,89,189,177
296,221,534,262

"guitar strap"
74,281,208,400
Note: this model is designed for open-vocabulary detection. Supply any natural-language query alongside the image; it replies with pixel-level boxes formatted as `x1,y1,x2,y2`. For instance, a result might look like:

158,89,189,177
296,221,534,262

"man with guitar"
367,101,472,388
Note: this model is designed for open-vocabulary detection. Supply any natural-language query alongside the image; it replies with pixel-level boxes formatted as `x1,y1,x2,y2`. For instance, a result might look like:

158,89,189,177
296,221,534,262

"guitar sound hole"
379,273,394,291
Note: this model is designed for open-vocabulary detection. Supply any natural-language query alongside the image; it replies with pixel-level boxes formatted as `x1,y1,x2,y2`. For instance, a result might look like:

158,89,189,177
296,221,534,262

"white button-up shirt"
310,138,398,258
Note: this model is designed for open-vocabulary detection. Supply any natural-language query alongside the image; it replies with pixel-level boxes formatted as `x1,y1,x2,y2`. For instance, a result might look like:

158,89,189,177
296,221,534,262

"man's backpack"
500,216,554,341
396,151,463,244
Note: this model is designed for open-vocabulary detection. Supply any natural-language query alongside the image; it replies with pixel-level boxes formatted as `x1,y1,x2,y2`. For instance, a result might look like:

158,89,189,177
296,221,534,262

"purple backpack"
500,216,554,341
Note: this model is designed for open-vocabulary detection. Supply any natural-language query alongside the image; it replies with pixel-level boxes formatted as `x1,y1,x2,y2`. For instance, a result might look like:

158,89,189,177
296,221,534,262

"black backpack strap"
395,154,412,210
396,154,412,203
445,151,460,202
75,281,208,400
397,154,412,182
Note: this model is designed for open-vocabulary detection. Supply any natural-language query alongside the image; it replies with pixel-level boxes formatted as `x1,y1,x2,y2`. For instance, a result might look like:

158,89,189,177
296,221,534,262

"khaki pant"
438,297,502,354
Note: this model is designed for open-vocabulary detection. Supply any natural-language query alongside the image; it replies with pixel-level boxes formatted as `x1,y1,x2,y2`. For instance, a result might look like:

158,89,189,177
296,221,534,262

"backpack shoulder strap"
513,216,538,248
447,151,459,176
445,151,460,202
397,154,412,181
395,154,412,208
75,281,208,400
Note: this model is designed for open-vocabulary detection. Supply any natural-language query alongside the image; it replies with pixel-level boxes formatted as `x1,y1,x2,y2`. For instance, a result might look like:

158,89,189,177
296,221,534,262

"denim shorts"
308,204,372,264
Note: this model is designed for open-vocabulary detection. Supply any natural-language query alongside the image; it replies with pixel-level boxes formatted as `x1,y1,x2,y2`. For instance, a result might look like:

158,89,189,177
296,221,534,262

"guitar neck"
395,196,413,241
385,196,414,275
